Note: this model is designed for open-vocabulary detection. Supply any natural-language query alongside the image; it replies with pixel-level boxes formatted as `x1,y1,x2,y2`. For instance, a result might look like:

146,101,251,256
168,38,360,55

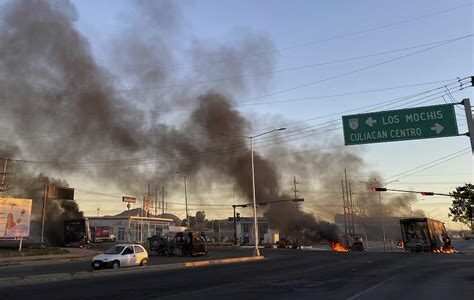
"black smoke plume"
0,0,419,245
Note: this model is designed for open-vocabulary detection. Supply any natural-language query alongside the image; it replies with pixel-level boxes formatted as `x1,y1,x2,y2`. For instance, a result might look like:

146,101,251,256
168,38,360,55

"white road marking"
345,273,400,300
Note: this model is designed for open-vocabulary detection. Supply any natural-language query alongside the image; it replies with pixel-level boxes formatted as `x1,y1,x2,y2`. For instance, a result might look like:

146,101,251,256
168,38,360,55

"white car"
91,244,148,270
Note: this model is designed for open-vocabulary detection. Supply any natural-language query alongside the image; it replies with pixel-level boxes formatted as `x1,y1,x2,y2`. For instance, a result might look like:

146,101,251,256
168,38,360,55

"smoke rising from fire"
0,0,419,244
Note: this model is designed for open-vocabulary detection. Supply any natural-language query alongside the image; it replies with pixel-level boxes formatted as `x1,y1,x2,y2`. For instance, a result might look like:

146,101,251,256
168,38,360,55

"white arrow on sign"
365,117,377,127
431,123,444,134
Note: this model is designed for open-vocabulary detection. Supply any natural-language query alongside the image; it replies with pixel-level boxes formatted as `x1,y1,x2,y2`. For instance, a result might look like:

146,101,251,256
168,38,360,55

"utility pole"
232,205,238,245
461,98,474,153
97,208,100,217
147,184,150,218
349,182,355,235
341,180,348,237
344,169,352,236
184,176,188,227
161,186,165,215
292,176,299,200
40,184,49,244
1,156,8,194
155,185,158,217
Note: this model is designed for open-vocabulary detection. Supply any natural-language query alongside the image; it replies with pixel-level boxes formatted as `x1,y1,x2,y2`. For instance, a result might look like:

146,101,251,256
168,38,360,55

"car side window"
122,246,134,255
134,246,144,253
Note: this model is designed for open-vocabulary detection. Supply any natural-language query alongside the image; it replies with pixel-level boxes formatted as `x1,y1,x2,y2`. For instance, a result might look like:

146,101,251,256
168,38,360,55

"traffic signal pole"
233,205,237,245
378,191,386,252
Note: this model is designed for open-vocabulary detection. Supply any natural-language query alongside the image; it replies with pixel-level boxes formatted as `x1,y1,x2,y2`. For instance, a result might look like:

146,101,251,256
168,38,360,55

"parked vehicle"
148,231,208,257
91,244,148,269
399,218,453,253
91,226,116,243
64,218,91,247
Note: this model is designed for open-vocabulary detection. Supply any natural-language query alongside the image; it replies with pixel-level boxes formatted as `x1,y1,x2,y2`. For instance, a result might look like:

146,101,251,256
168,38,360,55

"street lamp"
248,128,286,256
231,198,303,247
176,171,189,228
222,127,286,256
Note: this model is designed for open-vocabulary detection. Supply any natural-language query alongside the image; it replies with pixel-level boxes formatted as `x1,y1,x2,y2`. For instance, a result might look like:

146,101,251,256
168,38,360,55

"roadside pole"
378,191,386,252
250,136,260,256
0,156,8,195
460,98,473,235
461,98,474,153
341,180,348,242
233,205,237,245
40,184,49,244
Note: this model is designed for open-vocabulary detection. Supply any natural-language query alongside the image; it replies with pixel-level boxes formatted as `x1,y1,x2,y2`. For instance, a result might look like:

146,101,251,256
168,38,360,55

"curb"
0,252,100,266
0,256,264,288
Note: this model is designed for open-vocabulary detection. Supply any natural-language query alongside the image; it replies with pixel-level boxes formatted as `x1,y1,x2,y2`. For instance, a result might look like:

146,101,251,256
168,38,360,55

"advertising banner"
0,198,33,238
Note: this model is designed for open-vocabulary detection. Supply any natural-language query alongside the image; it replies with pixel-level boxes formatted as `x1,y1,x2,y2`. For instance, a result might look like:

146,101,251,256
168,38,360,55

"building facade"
87,216,182,243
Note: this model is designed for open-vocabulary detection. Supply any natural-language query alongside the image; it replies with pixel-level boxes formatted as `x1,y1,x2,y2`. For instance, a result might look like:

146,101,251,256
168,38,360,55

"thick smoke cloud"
0,0,419,245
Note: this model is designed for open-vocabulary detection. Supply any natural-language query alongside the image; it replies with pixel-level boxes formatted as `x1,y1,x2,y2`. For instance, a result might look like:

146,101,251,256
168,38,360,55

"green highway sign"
342,104,459,145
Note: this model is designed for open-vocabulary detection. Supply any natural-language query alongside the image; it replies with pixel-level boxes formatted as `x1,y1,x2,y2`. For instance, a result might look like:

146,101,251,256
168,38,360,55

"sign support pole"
18,237,23,252
40,184,48,244
461,98,474,153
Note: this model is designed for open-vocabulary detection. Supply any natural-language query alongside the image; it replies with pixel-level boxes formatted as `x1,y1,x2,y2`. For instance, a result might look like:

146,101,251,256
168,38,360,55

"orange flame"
433,246,456,254
331,242,349,252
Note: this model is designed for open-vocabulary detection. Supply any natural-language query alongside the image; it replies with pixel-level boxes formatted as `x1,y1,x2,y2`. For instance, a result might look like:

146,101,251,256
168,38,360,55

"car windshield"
104,245,125,254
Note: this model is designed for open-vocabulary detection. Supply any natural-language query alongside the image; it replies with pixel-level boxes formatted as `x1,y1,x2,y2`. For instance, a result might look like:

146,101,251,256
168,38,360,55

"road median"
0,255,264,287
0,248,99,267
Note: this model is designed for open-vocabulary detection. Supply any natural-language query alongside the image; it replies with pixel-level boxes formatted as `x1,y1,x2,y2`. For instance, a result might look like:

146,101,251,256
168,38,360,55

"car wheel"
112,261,120,269
140,258,148,266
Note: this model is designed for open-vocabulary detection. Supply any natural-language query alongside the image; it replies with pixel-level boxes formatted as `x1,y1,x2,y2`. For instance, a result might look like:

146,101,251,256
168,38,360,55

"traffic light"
371,187,387,192
236,213,241,221
421,192,434,196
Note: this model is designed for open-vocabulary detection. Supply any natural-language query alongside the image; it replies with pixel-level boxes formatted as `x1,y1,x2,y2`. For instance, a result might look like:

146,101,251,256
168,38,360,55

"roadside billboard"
0,198,33,238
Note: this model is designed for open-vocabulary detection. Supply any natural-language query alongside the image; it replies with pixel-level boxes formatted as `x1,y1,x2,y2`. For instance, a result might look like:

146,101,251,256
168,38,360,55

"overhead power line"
8,81,469,167
114,39,462,94
134,2,473,73
239,35,472,104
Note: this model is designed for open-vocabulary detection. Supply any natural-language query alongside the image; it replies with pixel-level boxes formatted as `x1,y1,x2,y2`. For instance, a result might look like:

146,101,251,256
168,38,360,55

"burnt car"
148,231,208,257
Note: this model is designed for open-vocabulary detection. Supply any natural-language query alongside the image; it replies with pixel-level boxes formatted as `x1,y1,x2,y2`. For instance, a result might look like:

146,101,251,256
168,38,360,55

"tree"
449,183,473,229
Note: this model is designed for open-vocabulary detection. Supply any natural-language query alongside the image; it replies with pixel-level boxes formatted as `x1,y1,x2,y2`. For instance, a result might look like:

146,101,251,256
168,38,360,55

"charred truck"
399,218,454,253
148,231,208,257
64,218,91,247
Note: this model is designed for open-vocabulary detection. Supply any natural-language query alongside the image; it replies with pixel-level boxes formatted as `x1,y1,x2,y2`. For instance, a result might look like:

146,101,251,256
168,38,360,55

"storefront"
88,216,180,243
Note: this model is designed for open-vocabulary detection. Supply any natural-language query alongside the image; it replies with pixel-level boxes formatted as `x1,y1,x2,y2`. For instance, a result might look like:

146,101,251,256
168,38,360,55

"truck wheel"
112,261,120,269
140,258,148,266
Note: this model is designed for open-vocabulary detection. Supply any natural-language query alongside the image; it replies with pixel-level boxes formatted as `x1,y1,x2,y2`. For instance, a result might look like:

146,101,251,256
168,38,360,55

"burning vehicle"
331,241,349,252
399,218,455,253
348,235,366,251
148,231,208,257
64,218,91,247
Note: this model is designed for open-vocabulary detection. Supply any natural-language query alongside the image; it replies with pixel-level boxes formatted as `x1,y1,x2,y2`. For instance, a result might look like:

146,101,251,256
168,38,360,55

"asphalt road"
1,240,472,280
1,246,473,300
0,247,255,279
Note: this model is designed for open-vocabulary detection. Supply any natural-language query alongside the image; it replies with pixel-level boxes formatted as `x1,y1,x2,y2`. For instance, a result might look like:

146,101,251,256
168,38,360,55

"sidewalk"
0,248,99,266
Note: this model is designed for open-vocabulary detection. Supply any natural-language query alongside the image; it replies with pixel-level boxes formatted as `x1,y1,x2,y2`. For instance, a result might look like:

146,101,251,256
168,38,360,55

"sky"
2,0,472,228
